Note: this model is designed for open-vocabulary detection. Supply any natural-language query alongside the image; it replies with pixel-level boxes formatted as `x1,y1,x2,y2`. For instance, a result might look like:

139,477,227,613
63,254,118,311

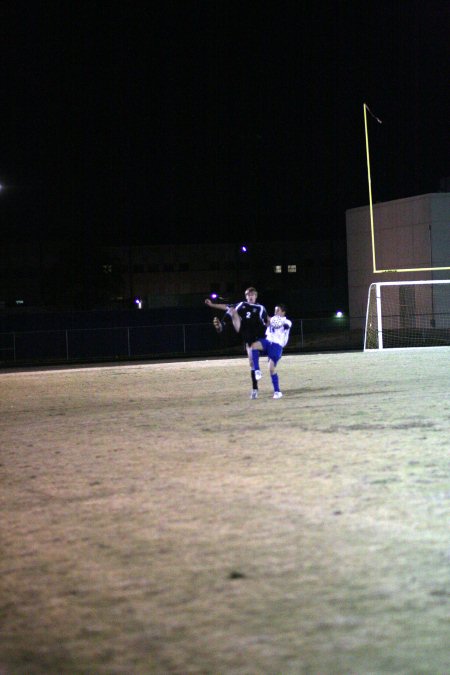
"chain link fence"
0,318,363,365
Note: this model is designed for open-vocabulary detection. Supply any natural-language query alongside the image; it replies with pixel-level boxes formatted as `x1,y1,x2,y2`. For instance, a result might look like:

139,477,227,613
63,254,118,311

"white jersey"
266,315,292,348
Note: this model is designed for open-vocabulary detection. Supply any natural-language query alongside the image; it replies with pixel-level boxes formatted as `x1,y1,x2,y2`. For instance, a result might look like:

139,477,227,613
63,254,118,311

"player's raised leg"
228,307,242,333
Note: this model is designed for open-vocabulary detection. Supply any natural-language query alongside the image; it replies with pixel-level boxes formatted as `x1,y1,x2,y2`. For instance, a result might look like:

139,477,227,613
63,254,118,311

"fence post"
65,330,69,361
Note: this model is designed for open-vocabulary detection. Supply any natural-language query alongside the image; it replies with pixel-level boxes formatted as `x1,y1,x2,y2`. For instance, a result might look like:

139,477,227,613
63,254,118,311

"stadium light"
135,298,142,309
335,311,344,318
240,245,248,253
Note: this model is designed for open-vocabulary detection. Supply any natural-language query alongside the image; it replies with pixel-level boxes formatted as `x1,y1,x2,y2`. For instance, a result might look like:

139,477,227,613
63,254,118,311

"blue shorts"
259,338,283,365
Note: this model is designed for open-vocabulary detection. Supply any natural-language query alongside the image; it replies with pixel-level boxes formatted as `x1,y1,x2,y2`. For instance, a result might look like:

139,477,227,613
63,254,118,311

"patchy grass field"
1,350,449,674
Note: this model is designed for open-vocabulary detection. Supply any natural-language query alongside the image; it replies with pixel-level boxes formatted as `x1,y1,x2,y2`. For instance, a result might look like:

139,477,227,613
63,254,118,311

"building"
0,238,347,317
346,192,450,327
104,239,347,315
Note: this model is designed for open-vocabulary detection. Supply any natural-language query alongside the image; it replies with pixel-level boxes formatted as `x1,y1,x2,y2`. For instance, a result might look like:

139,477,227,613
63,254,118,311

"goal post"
362,103,450,275
364,280,450,351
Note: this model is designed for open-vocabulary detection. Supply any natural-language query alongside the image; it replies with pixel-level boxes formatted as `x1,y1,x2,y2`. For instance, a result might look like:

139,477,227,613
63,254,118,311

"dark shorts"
244,334,266,348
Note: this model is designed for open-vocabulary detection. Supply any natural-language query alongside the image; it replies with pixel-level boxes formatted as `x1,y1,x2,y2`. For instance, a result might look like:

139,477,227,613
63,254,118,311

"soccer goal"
364,280,450,351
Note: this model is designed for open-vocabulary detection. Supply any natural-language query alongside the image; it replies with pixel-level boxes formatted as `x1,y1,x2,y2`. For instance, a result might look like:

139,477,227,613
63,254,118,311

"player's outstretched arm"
204,299,229,311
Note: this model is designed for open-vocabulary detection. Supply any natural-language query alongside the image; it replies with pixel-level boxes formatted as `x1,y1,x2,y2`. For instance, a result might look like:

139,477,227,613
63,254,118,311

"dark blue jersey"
231,301,268,344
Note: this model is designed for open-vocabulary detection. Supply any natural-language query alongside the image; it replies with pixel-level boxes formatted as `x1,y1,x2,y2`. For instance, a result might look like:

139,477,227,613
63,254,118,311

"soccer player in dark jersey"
205,287,269,398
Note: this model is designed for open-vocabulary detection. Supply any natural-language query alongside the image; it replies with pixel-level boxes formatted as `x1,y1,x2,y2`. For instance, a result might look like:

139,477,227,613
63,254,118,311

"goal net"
364,280,450,351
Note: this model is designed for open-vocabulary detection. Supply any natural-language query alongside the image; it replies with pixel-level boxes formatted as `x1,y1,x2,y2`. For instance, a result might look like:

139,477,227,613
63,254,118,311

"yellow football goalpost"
363,102,450,274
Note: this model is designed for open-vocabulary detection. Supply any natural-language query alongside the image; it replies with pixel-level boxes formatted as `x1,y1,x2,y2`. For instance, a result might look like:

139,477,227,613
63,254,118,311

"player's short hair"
277,303,287,314
245,287,257,295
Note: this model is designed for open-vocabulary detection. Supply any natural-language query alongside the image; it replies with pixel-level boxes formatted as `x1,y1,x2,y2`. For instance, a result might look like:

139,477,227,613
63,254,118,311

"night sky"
1,0,449,245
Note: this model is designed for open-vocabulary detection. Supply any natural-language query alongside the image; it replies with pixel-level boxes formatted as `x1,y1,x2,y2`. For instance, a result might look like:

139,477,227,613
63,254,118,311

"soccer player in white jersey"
250,304,292,398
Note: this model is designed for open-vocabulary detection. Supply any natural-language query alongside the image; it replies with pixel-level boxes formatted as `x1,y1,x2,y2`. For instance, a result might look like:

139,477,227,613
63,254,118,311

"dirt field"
1,350,449,674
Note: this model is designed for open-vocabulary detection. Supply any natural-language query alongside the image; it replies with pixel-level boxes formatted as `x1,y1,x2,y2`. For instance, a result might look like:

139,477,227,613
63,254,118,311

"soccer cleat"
213,317,222,333
273,391,283,399
250,389,258,399
255,369,262,381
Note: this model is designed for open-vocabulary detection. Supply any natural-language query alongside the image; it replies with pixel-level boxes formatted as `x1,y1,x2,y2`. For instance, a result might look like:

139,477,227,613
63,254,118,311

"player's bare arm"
204,299,229,311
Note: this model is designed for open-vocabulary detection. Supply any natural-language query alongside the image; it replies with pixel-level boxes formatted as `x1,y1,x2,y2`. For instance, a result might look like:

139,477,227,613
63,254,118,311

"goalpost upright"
362,104,450,352
363,103,450,275
363,103,378,274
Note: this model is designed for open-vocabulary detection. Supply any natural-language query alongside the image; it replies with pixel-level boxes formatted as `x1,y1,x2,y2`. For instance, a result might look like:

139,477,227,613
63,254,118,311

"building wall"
1,238,347,316
346,193,450,326
431,194,450,272
104,239,347,315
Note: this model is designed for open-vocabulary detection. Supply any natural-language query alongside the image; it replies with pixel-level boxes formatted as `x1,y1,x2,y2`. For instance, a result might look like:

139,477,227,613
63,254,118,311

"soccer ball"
270,315,284,329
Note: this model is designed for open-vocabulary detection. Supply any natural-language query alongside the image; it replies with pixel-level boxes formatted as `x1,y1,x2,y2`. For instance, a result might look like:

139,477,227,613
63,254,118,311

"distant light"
15,299,24,305
135,298,142,309
210,293,218,299
240,245,247,253
335,311,344,318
